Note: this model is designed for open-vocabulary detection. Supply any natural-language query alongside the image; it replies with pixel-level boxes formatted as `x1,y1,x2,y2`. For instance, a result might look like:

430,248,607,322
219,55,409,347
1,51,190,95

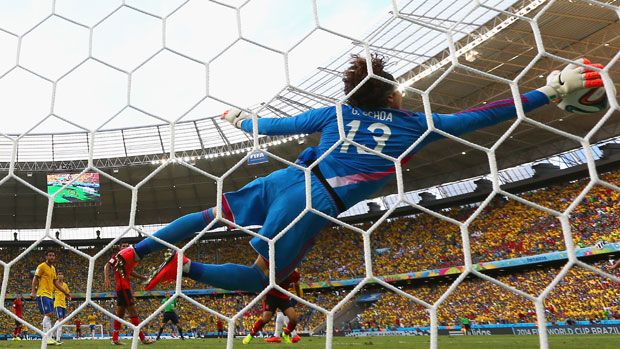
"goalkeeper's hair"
343,53,396,110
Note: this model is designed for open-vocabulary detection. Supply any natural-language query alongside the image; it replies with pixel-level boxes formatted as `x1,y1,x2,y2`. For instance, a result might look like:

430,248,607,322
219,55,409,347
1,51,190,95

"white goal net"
61,324,103,340
0,1,619,349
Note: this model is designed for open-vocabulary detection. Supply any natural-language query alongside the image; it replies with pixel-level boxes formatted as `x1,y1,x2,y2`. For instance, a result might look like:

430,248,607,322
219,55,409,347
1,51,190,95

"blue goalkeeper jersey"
239,90,549,209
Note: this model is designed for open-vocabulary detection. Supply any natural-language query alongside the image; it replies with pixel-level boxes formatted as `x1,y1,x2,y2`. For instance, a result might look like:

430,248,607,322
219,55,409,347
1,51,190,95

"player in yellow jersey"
88,313,97,340
53,272,71,343
189,319,198,338
22,324,29,340
31,250,71,346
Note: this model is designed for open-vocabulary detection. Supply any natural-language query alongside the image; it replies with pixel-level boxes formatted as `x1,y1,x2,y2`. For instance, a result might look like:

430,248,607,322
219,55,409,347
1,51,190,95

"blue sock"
133,209,217,259
186,262,268,292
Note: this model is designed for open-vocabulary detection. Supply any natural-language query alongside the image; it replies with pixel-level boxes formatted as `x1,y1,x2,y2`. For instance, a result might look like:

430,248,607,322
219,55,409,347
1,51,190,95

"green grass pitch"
3,335,620,348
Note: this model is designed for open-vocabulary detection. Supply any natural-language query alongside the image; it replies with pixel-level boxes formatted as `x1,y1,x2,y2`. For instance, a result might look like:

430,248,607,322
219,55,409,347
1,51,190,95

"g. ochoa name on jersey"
350,108,393,122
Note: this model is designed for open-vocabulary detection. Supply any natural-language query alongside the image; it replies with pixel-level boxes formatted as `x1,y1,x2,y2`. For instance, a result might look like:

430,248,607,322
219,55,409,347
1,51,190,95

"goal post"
60,324,104,340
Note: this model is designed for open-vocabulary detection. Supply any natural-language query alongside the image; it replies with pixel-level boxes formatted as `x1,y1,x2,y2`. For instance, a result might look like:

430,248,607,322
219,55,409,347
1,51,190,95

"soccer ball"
557,87,608,114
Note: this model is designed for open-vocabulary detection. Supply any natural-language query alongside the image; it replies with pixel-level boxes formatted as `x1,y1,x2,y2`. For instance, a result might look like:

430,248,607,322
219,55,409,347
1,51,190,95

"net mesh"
0,1,619,349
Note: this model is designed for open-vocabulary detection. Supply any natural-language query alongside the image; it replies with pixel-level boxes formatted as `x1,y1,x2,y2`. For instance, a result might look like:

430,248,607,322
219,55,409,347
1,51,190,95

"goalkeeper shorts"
223,166,339,279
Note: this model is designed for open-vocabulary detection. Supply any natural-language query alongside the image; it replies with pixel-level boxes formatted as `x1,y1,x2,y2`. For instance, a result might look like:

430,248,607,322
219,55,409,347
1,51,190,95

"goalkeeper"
114,54,603,293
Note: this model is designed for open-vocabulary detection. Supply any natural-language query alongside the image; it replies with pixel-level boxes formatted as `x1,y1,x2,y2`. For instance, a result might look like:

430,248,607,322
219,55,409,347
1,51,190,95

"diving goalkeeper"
113,55,603,294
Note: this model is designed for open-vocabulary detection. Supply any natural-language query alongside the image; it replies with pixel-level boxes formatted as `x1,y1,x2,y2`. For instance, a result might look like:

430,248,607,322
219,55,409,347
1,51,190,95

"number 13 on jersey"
340,120,391,154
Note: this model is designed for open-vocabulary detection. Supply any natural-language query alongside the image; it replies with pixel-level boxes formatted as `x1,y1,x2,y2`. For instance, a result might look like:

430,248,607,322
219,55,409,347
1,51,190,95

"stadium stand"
2,170,620,337
357,263,620,330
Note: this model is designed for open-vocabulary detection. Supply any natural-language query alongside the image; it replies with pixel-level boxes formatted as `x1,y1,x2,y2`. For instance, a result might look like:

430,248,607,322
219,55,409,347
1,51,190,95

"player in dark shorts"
243,269,302,344
156,291,184,340
460,316,472,335
104,243,154,345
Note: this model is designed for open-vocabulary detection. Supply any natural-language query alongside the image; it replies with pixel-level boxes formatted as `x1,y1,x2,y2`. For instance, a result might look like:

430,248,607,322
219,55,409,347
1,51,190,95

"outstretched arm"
430,89,549,138
423,58,604,142
222,106,335,136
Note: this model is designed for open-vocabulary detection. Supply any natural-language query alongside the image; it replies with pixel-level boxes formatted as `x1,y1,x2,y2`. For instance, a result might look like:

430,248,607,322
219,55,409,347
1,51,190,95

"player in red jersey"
243,269,302,344
216,319,224,338
104,243,154,346
12,294,23,340
74,318,82,339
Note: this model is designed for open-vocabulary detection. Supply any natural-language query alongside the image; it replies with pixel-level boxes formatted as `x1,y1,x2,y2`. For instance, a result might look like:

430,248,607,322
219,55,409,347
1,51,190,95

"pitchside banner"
348,324,620,337
440,324,620,336
510,324,620,336
348,330,429,337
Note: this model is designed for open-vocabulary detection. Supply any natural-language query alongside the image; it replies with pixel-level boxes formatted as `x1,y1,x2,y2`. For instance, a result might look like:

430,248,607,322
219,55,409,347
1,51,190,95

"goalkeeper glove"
221,108,251,129
537,57,604,102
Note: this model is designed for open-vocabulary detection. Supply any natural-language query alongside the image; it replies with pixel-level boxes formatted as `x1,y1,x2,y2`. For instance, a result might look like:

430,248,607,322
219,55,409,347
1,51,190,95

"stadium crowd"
357,261,620,330
0,290,342,337
1,171,619,335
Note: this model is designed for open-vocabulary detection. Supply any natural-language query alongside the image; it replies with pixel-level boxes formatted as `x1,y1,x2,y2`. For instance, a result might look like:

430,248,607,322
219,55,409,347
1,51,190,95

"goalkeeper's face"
387,90,403,109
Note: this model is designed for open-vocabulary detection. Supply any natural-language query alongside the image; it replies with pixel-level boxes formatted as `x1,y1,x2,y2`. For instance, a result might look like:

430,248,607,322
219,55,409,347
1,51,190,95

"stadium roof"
1,0,525,163
0,0,619,230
